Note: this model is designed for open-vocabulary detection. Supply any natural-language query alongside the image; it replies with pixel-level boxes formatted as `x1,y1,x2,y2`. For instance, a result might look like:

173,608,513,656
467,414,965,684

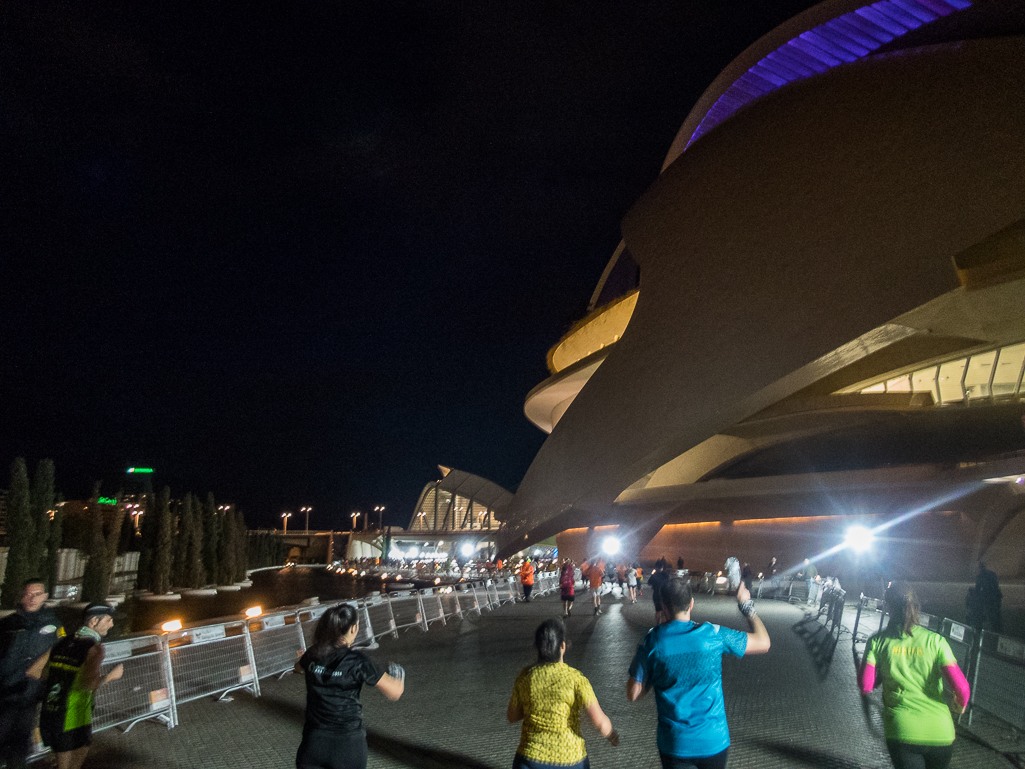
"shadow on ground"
367,732,502,769
754,739,884,769
792,611,840,680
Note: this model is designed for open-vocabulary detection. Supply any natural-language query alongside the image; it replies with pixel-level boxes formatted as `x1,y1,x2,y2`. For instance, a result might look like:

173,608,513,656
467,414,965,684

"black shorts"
41,724,92,753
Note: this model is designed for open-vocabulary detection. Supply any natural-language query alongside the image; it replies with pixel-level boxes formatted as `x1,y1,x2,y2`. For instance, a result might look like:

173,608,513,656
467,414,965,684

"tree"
136,492,156,590
184,494,206,588
81,484,107,602
216,506,236,585
201,493,220,585
151,487,173,595
1,458,33,608
45,492,64,594
232,508,248,582
29,459,54,577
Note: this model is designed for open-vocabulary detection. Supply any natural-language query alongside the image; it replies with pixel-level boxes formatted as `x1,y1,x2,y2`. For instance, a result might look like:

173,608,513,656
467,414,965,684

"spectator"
627,578,770,768
800,558,819,605
37,603,124,769
0,579,64,769
508,619,618,769
966,561,1002,633
860,583,969,769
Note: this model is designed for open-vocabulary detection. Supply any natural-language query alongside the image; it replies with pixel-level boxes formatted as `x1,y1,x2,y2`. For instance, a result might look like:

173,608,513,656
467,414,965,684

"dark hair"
22,578,45,589
884,582,920,638
534,618,566,664
660,576,693,615
310,603,360,661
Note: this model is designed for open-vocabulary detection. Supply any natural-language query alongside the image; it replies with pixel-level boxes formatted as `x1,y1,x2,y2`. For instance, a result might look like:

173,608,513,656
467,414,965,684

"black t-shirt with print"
299,646,383,735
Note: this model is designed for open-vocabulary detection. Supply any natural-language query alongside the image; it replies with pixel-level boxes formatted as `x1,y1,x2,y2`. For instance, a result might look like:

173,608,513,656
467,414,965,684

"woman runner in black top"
294,604,404,769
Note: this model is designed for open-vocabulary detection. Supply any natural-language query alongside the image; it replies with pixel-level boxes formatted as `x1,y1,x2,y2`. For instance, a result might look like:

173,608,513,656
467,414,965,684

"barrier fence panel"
460,582,485,614
354,602,378,649
486,579,501,608
166,620,260,705
248,612,305,679
420,588,446,628
93,635,177,732
502,577,520,605
438,586,463,620
939,618,975,676
387,591,427,633
969,629,1025,730
363,593,399,640
299,603,334,649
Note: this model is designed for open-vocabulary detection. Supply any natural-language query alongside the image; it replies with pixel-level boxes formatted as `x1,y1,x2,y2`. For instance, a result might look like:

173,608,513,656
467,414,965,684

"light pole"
301,506,312,534
374,505,385,530
281,511,292,533
350,511,361,531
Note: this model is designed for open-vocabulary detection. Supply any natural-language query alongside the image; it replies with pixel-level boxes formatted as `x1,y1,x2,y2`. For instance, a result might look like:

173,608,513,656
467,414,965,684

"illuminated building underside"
500,0,1025,579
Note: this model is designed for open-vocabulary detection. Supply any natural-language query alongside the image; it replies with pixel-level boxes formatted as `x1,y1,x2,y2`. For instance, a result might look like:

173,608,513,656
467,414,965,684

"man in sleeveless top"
36,603,124,769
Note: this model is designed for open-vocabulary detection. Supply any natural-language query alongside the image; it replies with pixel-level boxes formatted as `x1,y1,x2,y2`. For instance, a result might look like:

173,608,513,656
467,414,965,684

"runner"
37,603,123,769
295,603,404,769
589,560,604,616
559,559,576,617
520,559,536,602
507,618,618,768
859,583,969,769
627,578,770,768
626,564,638,604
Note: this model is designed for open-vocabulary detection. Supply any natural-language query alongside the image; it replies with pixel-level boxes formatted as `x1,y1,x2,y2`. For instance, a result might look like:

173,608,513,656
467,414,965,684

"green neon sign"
127,467,154,474
98,497,118,505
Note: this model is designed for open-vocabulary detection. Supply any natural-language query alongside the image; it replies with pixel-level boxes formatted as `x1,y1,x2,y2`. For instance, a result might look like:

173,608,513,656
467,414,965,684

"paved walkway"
87,590,1015,768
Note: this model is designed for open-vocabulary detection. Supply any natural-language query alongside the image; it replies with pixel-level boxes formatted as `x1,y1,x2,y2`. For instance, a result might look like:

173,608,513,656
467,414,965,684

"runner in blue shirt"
626,577,770,769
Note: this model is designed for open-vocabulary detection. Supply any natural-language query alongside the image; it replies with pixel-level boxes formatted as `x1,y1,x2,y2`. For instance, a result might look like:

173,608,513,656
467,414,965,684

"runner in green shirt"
859,584,970,769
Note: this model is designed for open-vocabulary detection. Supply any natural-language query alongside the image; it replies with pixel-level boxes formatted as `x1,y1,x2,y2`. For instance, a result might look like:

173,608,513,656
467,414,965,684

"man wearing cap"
35,603,123,769
0,578,64,768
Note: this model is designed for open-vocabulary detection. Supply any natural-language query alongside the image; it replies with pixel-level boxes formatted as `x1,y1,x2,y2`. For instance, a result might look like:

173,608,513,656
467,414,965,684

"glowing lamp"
601,536,620,556
161,620,183,633
245,606,262,618
845,526,875,553
460,543,474,557
715,576,728,585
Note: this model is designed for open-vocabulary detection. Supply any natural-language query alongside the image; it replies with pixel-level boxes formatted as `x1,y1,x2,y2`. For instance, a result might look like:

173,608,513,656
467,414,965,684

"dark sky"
1,0,817,530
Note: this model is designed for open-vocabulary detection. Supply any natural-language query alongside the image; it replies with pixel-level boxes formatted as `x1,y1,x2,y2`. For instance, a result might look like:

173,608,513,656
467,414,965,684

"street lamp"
350,511,361,531
300,506,312,534
374,505,385,530
281,511,292,533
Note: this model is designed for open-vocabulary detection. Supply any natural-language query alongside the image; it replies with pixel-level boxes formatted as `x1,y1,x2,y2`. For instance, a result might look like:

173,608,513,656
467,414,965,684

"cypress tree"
29,459,55,577
233,508,248,582
1,458,33,608
152,487,173,594
217,506,236,585
202,493,220,584
81,484,108,602
170,497,188,588
136,492,156,591
185,493,205,588
45,492,64,594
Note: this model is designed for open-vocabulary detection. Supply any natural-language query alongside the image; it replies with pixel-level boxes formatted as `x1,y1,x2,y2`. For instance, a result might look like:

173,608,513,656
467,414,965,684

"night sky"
1,0,818,530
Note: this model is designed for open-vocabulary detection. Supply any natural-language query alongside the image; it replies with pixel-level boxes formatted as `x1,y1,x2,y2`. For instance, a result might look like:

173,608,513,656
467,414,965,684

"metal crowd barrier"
968,629,1025,730
248,611,306,680
165,619,261,704
94,634,177,731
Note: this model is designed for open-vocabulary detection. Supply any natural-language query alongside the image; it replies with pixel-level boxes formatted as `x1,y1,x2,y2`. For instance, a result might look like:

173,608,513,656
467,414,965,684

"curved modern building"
503,0,1025,585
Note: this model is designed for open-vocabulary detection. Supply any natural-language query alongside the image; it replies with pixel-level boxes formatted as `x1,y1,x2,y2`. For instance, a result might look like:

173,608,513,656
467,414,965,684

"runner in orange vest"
520,559,535,602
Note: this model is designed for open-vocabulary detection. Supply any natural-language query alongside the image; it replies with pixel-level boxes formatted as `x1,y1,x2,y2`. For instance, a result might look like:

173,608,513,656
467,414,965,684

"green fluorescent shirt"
864,625,957,744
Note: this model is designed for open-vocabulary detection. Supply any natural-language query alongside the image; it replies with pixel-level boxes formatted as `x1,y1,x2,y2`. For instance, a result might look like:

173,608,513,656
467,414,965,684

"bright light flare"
460,544,474,557
601,536,620,556
161,619,183,633
245,606,262,618
845,526,874,553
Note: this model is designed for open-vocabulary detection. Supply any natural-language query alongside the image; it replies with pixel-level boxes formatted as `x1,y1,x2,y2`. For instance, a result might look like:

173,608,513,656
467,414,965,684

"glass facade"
409,482,503,532
850,342,1025,404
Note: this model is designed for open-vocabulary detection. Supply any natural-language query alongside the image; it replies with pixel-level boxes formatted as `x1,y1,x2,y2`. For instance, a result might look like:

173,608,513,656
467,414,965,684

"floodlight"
161,619,183,633
845,525,874,553
601,536,620,556
245,606,262,618
460,543,474,557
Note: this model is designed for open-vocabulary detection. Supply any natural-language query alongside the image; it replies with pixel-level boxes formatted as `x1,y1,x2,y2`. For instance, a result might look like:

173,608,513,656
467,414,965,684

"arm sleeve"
576,673,597,708
627,637,651,684
359,654,383,686
941,664,970,709
860,663,876,694
717,626,748,658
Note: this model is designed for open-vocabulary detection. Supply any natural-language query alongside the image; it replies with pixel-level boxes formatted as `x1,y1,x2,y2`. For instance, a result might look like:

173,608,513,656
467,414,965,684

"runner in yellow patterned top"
507,619,618,769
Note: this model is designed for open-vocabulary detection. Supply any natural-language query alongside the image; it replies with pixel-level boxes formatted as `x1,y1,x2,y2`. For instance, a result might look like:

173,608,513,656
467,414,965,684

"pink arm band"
942,664,970,708
859,662,875,694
